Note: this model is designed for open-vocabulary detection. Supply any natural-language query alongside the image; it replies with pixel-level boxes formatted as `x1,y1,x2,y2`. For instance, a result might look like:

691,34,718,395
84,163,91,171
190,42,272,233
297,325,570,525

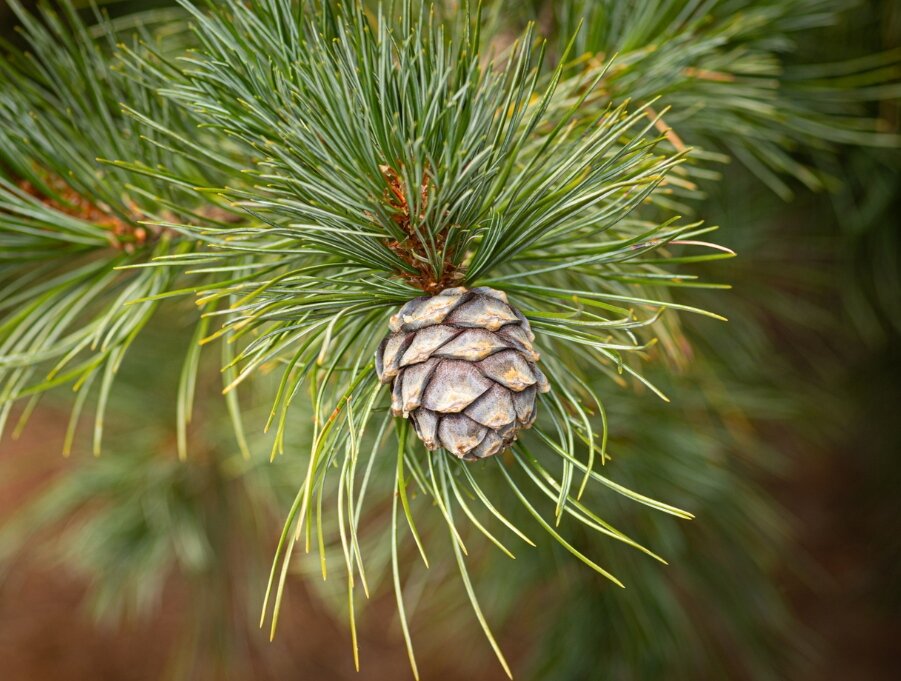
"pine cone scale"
444,296,520,330
399,325,460,365
478,350,537,391
420,360,493,414
377,287,550,461
400,357,440,414
439,414,488,457
433,329,511,361
465,383,516,429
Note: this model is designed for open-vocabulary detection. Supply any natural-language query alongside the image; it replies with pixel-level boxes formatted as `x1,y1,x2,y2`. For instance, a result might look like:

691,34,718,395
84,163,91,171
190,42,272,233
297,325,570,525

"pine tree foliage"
507,0,901,198
0,1,897,679
0,0,241,458
108,1,738,671
0,0,736,674
0,316,301,678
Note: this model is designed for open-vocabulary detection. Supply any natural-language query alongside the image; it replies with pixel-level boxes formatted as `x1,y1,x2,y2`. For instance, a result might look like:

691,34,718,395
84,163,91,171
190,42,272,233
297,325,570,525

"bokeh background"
1,1,899,680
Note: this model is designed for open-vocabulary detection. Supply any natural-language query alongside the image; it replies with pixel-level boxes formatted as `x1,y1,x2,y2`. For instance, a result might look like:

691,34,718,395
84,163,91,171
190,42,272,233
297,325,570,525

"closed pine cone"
375,287,550,461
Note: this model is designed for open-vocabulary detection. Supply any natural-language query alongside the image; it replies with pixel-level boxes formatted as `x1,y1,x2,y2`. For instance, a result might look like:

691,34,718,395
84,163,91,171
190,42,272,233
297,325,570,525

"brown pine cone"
375,287,550,461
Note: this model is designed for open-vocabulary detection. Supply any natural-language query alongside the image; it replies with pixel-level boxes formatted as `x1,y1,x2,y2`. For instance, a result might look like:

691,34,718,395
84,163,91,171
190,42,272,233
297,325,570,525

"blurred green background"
0,1,899,680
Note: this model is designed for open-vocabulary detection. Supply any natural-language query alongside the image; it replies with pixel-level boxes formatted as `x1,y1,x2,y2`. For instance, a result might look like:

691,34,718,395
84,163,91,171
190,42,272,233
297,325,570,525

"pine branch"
0,2,894,678
103,2,734,673
0,0,238,455
540,0,901,198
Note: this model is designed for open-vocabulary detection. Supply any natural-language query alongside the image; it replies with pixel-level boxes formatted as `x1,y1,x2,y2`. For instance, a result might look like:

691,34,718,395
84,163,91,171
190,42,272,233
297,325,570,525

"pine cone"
376,287,550,461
